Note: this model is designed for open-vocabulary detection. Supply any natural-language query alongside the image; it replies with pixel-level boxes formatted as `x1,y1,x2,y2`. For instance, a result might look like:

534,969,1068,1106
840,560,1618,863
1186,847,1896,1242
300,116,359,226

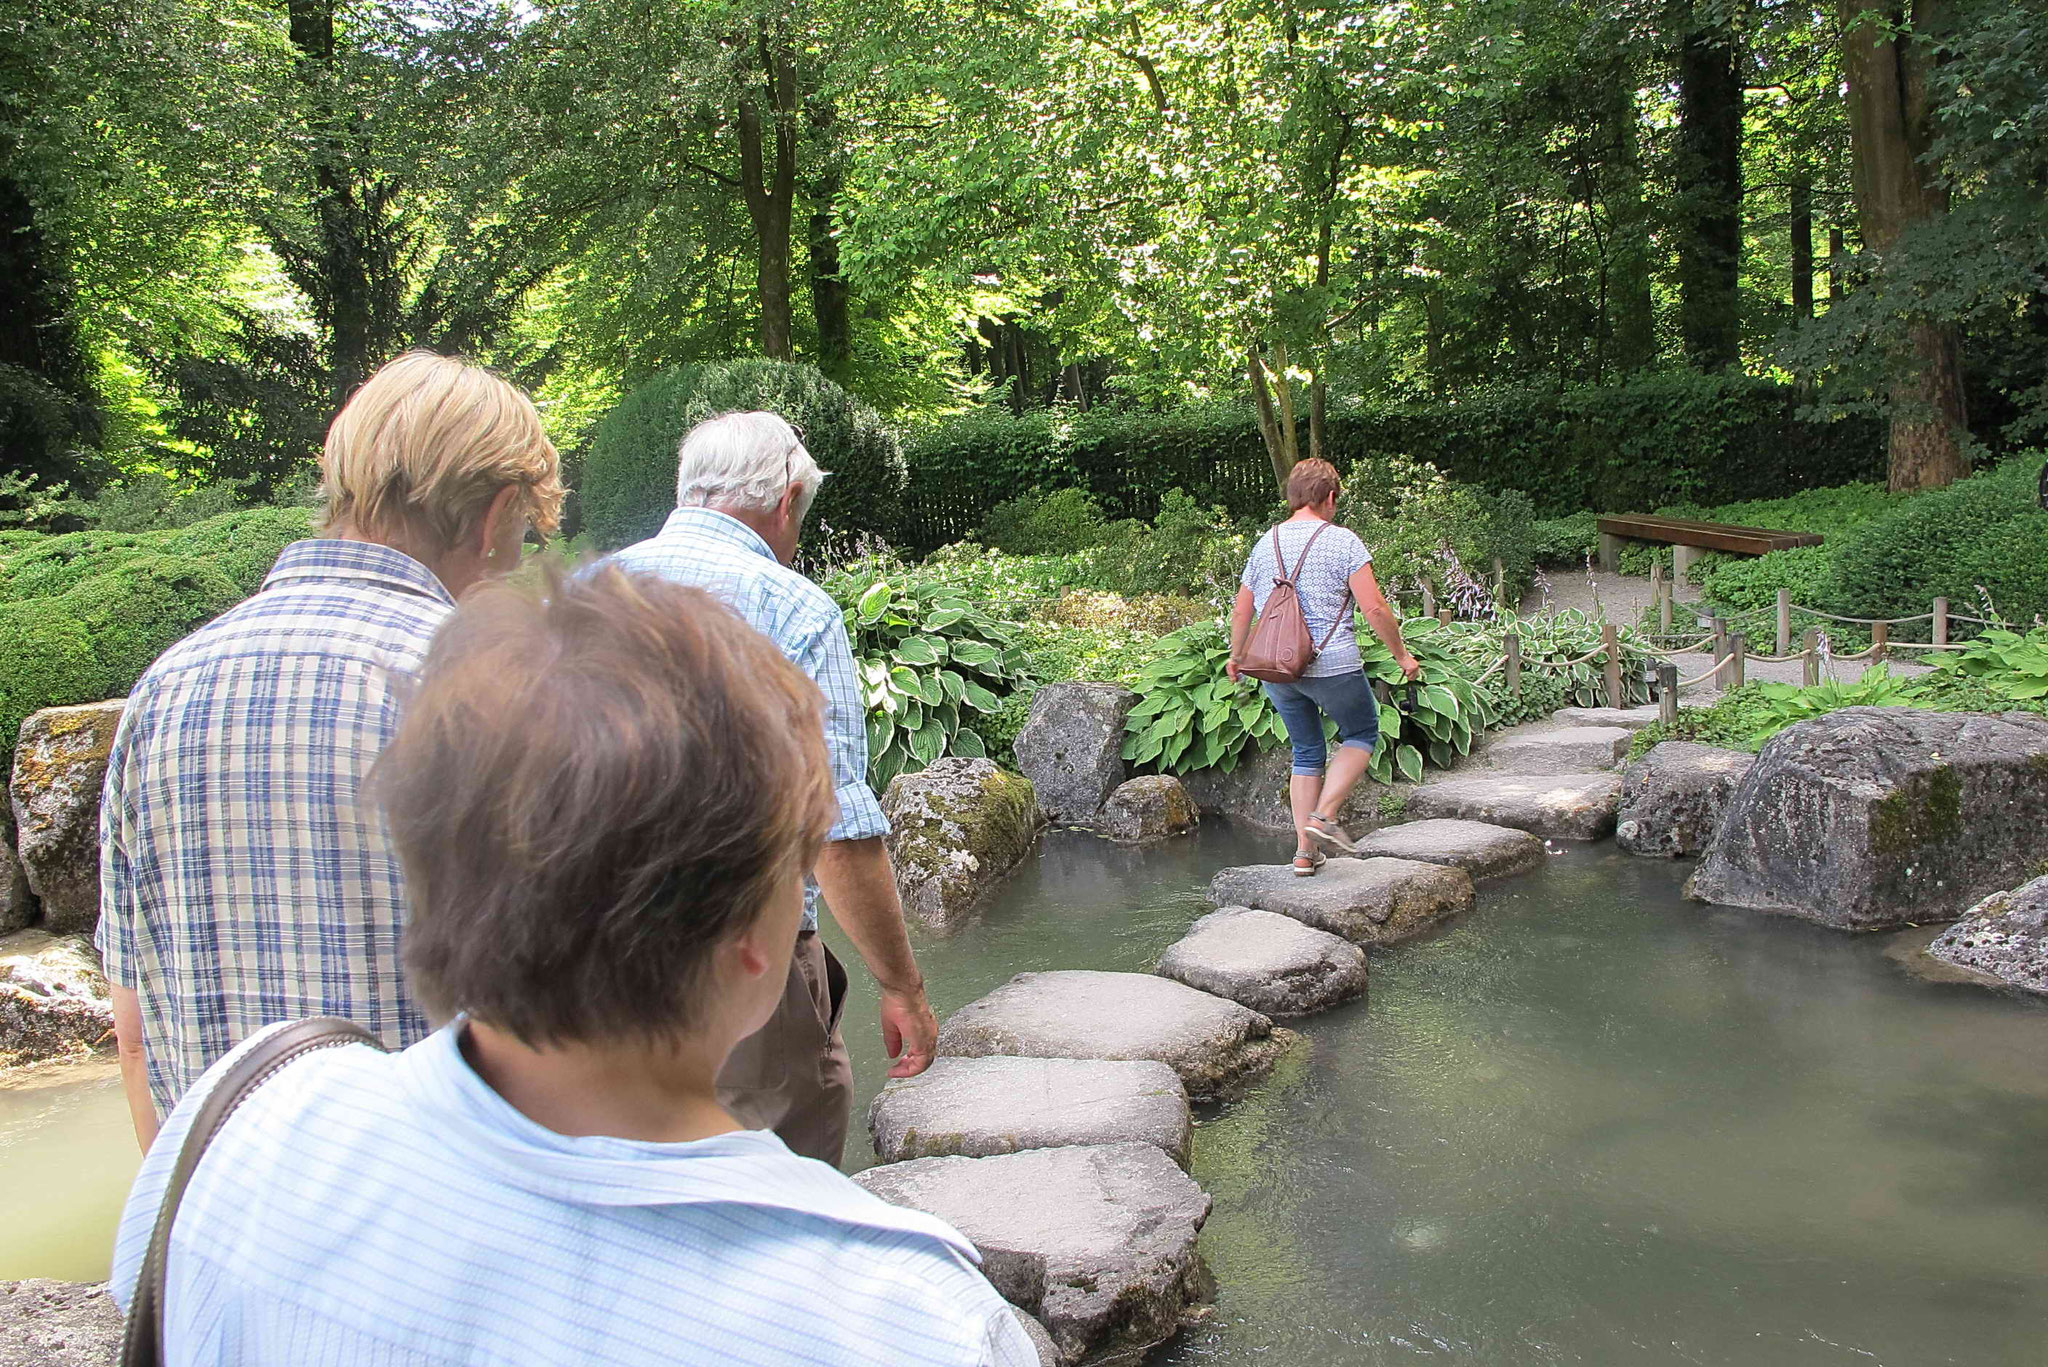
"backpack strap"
1274,521,1353,650
121,1017,384,1367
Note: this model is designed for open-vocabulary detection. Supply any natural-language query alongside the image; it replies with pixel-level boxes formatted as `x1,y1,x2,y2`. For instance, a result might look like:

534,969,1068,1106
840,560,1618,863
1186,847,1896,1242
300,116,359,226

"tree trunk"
1790,178,1814,320
1828,226,1845,301
287,0,375,407
1607,74,1658,370
1248,347,1297,490
0,172,100,481
806,100,853,383
1675,6,1743,371
737,19,799,361
1840,0,1969,490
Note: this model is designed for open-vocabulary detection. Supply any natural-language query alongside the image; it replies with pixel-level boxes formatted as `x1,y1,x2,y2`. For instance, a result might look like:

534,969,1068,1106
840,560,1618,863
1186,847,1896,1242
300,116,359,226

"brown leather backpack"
1238,523,1351,683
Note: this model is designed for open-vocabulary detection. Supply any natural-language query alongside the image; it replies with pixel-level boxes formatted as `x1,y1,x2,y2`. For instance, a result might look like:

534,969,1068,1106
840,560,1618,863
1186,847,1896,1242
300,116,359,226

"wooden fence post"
1658,662,1679,724
1802,629,1820,686
1602,622,1623,709
1505,631,1522,695
1492,556,1505,609
1421,581,1436,620
1659,576,1673,634
1776,588,1792,657
1872,621,1889,663
1438,607,1453,627
1650,560,1664,611
1730,633,1748,688
1711,616,1729,662
1933,597,1949,648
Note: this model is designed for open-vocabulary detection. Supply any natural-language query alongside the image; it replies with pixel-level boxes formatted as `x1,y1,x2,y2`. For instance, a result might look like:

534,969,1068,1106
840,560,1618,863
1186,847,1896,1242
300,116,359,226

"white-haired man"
606,411,936,1164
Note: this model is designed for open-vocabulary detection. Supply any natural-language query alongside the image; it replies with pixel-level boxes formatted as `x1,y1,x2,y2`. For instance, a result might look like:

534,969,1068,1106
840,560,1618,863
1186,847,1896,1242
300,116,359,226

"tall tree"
1674,0,1744,370
1839,0,1969,489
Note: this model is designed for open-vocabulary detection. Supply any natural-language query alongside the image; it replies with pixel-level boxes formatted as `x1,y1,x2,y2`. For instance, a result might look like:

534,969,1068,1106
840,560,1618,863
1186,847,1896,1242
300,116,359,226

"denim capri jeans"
1262,672,1381,776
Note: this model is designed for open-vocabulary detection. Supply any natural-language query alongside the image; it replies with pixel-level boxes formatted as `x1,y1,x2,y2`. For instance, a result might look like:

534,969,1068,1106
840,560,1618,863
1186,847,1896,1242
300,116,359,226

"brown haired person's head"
375,565,835,1089
1285,458,1342,513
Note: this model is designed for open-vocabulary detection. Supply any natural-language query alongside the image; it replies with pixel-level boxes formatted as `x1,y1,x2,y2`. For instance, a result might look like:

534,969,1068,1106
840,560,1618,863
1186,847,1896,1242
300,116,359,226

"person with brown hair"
1227,457,1420,874
109,567,1039,1366
97,351,566,1147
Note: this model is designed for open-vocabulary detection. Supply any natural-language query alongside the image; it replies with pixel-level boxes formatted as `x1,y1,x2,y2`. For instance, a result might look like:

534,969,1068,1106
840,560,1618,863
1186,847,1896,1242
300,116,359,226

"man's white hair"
674,411,828,517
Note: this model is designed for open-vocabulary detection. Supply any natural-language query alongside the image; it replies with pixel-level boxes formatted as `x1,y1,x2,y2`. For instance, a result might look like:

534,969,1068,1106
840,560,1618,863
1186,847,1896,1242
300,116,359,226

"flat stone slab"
1350,818,1545,881
1928,876,2048,995
1553,705,1664,731
1207,857,1474,948
1155,907,1366,1017
936,970,1293,1102
855,1143,1212,1367
868,1055,1191,1167
1405,773,1623,841
1485,726,1632,773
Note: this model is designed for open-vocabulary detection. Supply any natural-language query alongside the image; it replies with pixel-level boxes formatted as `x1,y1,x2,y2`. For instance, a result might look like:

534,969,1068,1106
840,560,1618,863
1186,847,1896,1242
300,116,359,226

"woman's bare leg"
1310,744,1375,831
1290,773,1324,854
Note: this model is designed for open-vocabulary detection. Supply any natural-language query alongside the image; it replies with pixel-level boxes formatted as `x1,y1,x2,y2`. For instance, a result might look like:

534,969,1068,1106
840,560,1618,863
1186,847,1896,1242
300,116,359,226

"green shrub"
1348,466,1536,606
1532,511,1600,567
1825,457,2048,626
581,360,907,554
1086,490,1250,600
981,488,1110,555
1923,625,2048,701
1697,544,1836,616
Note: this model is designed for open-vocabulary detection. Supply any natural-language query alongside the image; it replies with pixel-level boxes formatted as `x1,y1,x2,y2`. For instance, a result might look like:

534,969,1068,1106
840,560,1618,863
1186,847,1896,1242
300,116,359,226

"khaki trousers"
716,930,854,1166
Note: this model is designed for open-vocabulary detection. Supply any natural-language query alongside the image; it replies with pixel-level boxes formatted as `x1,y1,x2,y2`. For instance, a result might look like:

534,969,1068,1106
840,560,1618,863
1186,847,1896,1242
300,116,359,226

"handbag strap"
1272,522,1354,651
121,1017,383,1367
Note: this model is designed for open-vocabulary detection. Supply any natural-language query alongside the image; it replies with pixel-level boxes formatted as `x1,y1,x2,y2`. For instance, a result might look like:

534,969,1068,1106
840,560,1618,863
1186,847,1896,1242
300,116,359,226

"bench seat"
1596,513,1822,574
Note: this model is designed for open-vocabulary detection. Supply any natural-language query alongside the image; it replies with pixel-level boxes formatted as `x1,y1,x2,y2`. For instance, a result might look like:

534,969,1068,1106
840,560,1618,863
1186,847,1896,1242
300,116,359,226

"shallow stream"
8,823,2048,1365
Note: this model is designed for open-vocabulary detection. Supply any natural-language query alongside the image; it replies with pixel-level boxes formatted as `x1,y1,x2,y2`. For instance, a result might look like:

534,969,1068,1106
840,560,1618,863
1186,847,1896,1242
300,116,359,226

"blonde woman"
98,351,565,1146
1227,458,1420,875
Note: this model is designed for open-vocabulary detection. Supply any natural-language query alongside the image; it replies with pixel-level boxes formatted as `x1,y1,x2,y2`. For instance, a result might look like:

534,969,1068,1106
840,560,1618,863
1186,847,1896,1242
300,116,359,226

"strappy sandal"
1292,847,1326,877
1304,811,1358,856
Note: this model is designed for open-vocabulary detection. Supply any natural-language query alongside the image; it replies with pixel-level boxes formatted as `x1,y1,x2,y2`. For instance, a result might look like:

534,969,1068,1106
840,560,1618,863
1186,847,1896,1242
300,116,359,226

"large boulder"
1155,907,1366,1017
1207,857,1474,948
1404,772,1623,841
1688,708,2048,931
854,1143,1212,1367
0,810,30,933
868,1055,1192,1167
1616,742,1756,859
1483,726,1632,773
9,700,126,936
0,1280,123,1367
1926,877,2048,994
936,969,1294,1102
883,758,1041,933
1096,775,1198,843
1351,818,1545,882
1175,743,1384,833
0,934,113,1066
1012,683,1137,824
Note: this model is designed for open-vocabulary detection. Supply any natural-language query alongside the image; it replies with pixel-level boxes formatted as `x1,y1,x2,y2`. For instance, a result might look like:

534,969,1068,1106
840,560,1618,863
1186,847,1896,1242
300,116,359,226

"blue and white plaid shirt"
112,1022,1040,1366
608,507,890,930
96,539,451,1115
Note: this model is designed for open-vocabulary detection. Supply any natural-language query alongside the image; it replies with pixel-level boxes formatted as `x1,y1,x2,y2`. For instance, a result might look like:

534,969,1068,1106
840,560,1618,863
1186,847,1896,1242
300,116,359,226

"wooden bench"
1596,514,1823,577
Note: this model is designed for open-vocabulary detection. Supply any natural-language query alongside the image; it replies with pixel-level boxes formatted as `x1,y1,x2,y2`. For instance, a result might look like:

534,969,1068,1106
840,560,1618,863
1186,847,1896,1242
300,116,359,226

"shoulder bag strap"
1286,521,1353,651
1282,520,1330,585
120,1017,383,1367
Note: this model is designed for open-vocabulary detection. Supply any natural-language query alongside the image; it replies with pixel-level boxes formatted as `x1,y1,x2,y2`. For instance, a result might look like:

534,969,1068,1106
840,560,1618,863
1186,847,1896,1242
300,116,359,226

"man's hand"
880,984,938,1078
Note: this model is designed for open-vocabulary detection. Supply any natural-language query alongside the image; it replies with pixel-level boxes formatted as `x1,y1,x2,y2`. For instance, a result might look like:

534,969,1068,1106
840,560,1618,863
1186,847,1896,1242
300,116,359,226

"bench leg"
1598,531,1622,574
1673,542,1697,587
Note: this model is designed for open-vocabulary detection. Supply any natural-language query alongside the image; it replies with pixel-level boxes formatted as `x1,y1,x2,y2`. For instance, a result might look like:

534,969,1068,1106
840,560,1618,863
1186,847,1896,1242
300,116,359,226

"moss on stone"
1867,763,1964,855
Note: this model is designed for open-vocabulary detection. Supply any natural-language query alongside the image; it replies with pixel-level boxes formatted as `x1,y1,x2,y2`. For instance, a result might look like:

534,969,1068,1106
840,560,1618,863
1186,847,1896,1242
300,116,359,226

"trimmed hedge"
1,507,310,790
581,360,907,553
1825,457,2048,625
900,372,1883,552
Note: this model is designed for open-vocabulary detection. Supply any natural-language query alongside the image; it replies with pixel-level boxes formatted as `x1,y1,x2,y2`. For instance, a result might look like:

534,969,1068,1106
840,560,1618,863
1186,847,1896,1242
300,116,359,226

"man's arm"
813,839,937,1077
111,986,158,1150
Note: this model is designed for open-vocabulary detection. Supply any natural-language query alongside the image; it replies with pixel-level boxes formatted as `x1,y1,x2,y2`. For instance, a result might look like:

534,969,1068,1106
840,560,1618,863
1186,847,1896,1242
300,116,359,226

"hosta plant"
1926,626,2048,701
832,575,1029,791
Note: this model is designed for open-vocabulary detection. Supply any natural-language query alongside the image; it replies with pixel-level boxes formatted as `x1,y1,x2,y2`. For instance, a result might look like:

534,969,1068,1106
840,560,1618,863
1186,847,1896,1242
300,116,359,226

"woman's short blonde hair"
321,351,566,550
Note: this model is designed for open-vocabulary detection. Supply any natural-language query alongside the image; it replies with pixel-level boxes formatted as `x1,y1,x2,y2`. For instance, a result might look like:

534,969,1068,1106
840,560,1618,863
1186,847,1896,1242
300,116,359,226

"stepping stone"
1155,907,1367,1017
855,1143,1213,1367
1207,857,1474,948
1553,705,1663,731
1485,726,1633,773
936,970,1295,1102
867,1056,1192,1167
1351,818,1546,881
1405,773,1623,841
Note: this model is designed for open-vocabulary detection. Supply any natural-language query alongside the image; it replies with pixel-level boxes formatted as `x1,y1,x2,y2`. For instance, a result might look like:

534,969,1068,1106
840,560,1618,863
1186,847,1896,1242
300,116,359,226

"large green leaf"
1395,743,1424,783
856,581,893,624
950,727,987,759
959,679,1001,712
909,716,947,765
949,639,1001,667
893,636,942,667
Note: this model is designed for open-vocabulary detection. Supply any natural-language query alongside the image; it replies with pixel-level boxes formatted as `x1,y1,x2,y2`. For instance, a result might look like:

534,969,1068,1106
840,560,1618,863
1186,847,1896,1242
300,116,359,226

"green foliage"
0,506,308,788
981,488,1110,555
1696,544,1836,617
1087,490,1250,600
1532,511,1600,567
1926,626,2048,701
1348,465,1535,604
823,570,1030,792
1825,457,2048,627
581,360,908,554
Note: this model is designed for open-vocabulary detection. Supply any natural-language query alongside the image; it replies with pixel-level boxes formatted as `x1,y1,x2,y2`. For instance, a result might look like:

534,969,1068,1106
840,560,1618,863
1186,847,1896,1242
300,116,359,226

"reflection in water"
9,825,2048,1367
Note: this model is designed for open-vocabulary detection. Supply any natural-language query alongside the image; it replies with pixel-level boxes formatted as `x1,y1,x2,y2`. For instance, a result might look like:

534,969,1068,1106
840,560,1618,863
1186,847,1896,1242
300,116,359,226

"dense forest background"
5,0,2045,518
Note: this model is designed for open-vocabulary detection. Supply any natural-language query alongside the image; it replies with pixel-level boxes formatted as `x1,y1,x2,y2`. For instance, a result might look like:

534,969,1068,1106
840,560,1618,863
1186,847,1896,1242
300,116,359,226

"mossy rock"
882,758,1042,933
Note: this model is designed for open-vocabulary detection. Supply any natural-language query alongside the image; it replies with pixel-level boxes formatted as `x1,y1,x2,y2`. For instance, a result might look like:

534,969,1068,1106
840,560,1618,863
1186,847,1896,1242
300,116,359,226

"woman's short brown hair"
378,565,835,1045
1285,458,1342,510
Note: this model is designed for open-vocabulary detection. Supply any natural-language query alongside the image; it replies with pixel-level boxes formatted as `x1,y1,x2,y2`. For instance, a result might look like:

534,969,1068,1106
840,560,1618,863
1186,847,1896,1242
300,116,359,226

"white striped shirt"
112,1023,1040,1366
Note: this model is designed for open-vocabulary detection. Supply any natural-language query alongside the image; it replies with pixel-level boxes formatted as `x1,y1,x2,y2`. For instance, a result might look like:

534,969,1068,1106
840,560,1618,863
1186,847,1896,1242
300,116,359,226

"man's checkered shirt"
607,507,891,929
96,539,452,1115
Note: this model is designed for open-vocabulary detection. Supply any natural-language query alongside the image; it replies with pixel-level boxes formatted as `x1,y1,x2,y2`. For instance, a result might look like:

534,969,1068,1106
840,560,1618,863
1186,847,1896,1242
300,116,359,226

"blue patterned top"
607,508,891,929
1239,519,1373,677
111,1022,1040,1366
96,539,451,1114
